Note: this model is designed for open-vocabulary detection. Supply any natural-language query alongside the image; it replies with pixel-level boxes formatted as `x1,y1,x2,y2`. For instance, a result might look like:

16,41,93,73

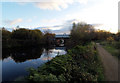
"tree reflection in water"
2,46,67,63
2,46,67,82
2,47,44,63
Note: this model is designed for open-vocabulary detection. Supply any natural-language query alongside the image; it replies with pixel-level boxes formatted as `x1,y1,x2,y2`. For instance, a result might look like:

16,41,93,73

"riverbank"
26,43,104,82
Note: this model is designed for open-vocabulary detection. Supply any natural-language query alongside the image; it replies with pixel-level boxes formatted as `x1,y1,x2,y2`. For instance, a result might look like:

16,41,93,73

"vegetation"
27,43,104,82
2,22,120,82
99,32,120,59
70,22,112,47
26,22,120,82
2,28,55,48
70,22,120,58
43,30,55,46
100,41,120,59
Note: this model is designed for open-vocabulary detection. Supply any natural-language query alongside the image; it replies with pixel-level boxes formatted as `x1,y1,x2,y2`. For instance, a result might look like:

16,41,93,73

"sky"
1,0,119,34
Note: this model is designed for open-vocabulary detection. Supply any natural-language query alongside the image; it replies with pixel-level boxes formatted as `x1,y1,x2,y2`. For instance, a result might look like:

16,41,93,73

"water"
1,46,67,81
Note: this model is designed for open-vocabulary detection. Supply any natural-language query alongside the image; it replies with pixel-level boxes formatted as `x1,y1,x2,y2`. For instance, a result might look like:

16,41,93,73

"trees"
2,28,12,48
11,28,30,40
11,28,44,46
70,22,95,45
70,22,113,46
2,27,56,48
43,30,55,46
2,27,11,41
2,28,45,48
115,32,120,41
94,30,111,41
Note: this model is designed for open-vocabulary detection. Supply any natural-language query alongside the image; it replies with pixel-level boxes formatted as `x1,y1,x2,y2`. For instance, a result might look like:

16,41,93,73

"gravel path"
96,43,118,81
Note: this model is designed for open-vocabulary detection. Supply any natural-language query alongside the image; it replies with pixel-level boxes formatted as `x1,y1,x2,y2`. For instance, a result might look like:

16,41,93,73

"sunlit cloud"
41,26,62,31
2,0,89,11
4,18,23,25
37,19,79,34
30,0,88,11
63,0,119,33
77,0,88,4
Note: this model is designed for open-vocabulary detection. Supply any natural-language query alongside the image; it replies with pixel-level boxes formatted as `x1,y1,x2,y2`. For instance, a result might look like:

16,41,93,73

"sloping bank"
26,44,104,82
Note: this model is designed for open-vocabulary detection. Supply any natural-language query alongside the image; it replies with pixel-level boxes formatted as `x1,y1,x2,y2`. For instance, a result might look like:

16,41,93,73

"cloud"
33,16,37,19
27,19,32,22
40,18,82,31
38,19,104,34
2,0,88,10
3,0,118,33
64,19,82,24
77,0,88,4
38,25,63,31
64,0,119,33
33,0,72,11
91,24,103,27
4,18,23,25
41,19,57,23
37,19,81,34
33,0,89,10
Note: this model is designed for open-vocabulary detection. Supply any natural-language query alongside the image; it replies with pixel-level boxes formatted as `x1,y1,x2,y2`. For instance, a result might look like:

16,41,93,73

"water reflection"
2,46,67,81
41,48,67,61
2,47,43,63
2,47,67,63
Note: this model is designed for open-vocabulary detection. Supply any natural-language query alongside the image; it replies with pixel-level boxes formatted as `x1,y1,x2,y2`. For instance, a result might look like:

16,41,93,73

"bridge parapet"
55,34,70,38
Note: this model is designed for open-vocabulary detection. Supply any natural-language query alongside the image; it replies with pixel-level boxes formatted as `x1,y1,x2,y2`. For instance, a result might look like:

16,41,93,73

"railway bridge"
55,34,70,46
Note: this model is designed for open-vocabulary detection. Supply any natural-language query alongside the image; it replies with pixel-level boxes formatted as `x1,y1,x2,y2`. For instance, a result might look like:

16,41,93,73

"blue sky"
1,0,119,34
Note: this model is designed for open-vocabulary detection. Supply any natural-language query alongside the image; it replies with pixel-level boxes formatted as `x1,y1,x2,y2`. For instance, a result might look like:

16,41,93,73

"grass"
100,41,120,59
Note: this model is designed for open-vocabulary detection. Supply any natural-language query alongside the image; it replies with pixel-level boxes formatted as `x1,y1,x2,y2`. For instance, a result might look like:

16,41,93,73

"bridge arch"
55,34,70,46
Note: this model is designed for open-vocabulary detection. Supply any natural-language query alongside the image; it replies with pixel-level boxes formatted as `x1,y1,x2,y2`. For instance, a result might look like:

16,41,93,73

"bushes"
68,44,104,81
68,45,96,61
27,55,72,82
115,42,120,49
27,44,104,82
28,73,59,82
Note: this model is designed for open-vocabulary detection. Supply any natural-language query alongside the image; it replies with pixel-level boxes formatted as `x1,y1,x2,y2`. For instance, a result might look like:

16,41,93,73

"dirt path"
96,43,118,81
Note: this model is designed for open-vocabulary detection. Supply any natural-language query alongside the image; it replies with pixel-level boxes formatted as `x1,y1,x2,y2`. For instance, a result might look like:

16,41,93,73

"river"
1,46,67,82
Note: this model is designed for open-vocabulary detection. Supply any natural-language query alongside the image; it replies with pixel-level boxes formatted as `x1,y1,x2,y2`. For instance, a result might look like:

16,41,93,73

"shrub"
115,42,120,49
27,44,104,82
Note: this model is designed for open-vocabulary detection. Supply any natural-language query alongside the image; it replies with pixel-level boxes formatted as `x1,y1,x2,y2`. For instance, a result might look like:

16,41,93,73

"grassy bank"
26,43,104,82
100,41,120,59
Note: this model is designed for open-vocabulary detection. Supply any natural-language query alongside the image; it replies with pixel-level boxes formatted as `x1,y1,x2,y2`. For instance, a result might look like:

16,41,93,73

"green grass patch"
100,41,120,59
